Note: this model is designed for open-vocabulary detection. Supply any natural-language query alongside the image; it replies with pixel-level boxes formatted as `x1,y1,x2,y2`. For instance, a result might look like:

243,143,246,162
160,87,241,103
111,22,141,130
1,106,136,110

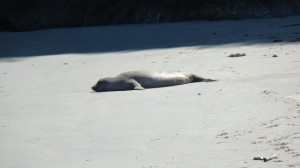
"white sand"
0,16,300,168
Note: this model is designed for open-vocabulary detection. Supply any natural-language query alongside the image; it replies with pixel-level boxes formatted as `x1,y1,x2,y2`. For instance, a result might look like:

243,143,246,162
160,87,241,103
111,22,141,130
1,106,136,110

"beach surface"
0,16,300,168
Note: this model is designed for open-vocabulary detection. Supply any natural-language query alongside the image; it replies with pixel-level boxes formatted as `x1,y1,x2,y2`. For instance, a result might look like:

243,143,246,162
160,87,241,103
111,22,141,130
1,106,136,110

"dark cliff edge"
1,0,300,31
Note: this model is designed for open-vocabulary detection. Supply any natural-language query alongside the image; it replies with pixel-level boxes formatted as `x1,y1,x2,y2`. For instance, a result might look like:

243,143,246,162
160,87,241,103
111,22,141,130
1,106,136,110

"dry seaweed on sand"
228,53,246,57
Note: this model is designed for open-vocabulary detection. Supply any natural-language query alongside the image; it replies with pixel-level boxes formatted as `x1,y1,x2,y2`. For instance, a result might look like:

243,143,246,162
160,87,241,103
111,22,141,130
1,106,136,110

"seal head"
91,78,138,92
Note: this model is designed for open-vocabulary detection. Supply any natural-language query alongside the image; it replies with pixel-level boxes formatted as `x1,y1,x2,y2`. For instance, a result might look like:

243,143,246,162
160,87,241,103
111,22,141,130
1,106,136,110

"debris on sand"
228,53,246,57
253,154,278,162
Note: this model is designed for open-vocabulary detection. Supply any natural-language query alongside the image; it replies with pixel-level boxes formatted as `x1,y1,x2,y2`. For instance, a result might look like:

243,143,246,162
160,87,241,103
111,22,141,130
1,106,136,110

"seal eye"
99,81,109,85
97,80,103,86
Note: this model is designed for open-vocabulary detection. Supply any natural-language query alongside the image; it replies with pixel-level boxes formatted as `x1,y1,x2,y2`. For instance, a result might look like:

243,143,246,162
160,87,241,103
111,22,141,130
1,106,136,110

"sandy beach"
0,16,300,168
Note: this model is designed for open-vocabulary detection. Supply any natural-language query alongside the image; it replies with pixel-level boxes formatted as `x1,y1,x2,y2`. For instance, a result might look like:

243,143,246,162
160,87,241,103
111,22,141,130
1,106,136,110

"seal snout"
91,85,97,92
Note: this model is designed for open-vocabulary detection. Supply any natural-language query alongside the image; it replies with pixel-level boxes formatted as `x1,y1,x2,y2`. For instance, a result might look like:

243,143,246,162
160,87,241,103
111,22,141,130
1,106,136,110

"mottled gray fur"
91,71,215,92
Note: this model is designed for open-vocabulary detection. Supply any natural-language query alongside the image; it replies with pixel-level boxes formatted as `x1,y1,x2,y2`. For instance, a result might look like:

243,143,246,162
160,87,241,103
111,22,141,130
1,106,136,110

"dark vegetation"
1,0,300,31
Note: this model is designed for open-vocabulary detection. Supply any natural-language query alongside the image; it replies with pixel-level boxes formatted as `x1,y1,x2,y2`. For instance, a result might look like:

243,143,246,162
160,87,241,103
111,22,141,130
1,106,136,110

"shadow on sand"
0,16,299,60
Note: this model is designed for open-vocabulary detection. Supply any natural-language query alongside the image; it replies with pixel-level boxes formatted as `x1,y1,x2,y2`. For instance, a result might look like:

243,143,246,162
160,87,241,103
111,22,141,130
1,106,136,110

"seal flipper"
126,79,145,90
134,85,145,90
202,78,217,82
192,75,217,82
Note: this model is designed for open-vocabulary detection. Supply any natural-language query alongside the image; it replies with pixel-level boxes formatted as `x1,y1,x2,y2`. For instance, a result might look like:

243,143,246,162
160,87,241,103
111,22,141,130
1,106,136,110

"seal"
91,71,215,92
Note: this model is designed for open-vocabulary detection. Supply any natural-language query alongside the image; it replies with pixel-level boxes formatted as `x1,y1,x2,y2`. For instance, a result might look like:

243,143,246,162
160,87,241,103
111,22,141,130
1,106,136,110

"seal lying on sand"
91,71,215,92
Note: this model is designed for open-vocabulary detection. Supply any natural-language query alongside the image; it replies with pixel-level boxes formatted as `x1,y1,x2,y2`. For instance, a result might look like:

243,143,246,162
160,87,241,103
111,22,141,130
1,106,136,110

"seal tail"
192,75,217,82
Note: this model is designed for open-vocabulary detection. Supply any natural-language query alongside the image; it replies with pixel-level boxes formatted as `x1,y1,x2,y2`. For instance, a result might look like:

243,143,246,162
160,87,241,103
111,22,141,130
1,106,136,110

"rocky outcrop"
1,0,300,31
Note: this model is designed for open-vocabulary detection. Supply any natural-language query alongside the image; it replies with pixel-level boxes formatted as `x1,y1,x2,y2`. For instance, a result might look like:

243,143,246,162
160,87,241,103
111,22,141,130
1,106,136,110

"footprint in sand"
266,124,280,128
292,153,300,157
216,132,229,139
216,132,230,144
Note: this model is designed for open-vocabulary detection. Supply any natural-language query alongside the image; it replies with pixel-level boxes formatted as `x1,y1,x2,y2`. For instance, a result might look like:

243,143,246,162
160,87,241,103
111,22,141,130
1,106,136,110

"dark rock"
1,0,300,31
273,39,283,42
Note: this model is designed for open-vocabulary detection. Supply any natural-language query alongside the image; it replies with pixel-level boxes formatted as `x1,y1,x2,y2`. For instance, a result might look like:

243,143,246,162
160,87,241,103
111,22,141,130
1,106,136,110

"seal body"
91,71,214,92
